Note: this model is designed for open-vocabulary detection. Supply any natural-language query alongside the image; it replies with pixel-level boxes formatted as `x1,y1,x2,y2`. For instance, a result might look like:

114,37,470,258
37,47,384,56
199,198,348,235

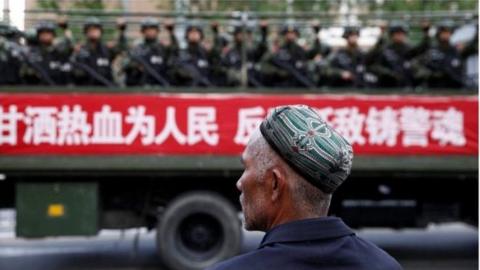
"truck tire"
156,191,242,270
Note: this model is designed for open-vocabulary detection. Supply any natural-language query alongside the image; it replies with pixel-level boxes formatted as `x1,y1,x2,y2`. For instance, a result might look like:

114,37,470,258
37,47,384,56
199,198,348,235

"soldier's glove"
421,21,431,34
117,18,127,32
260,20,268,36
165,20,175,32
211,21,219,34
312,21,321,34
57,18,68,30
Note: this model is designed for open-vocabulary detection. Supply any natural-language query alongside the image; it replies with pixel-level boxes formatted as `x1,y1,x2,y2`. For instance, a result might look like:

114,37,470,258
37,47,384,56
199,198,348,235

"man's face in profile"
237,138,269,231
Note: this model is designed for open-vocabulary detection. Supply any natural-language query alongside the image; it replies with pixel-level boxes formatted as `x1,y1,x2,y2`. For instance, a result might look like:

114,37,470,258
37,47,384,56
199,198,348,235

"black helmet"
83,17,102,33
280,24,299,35
436,20,456,34
389,21,409,35
36,21,56,35
141,17,159,31
185,24,204,39
343,26,360,38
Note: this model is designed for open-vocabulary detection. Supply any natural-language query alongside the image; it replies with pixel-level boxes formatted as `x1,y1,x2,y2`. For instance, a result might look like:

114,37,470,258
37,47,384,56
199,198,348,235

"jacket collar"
259,217,354,248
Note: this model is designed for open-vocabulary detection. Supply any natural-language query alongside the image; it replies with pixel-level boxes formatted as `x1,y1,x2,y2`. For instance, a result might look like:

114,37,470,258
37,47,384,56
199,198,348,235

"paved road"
0,209,477,270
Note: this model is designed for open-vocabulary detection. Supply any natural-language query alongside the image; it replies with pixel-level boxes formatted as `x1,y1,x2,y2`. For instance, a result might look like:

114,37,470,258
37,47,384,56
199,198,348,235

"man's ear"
270,167,286,202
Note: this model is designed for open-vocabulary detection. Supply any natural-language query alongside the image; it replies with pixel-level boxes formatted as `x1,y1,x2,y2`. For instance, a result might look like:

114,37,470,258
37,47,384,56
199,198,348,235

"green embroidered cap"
259,105,354,194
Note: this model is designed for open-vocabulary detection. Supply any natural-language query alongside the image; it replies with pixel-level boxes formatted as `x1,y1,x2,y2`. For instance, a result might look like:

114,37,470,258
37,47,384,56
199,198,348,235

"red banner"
0,93,477,156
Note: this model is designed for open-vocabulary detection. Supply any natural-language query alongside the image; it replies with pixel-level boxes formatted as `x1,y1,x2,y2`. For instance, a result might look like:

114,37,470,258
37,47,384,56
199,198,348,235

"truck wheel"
156,191,242,270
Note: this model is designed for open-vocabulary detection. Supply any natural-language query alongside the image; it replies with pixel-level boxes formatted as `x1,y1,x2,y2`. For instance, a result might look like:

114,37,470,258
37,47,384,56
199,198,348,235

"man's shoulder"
206,236,402,270
348,235,403,269
206,249,269,270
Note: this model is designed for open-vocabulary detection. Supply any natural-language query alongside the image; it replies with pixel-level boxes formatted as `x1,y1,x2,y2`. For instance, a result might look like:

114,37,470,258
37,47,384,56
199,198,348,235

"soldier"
324,26,371,88
211,21,230,55
172,23,221,87
261,24,324,88
221,21,268,87
124,17,174,86
72,17,126,86
419,20,465,89
209,21,232,86
0,23,23,85
20,21,73,85
367,21,430,88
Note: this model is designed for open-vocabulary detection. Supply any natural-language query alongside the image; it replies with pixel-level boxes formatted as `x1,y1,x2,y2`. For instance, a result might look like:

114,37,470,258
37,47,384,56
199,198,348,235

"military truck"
0,87,477,270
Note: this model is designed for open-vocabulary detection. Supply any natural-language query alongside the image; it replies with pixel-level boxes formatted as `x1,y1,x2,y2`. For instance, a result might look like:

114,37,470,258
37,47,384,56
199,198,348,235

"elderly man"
208,105,402,270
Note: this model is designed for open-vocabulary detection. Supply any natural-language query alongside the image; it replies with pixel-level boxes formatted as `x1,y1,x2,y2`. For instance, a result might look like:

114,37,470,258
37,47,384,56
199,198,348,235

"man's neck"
266,204,327,231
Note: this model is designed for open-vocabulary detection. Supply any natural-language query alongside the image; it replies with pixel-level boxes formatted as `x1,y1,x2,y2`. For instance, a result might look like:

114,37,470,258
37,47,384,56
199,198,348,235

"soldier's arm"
260,52,289,78
54,18,75,57
251,21,269,61
307,23,322,59
207,22,226,76
406,22,431,59
365,24,388,65
306,23,329,59
123,46,142,71
71,46,88,79
369,63,398,79
108,19,129,59
367,53,400,80
323,53,347,80
165,20,179,58
209,22,224,58
411,55,432,83
174,62,195,80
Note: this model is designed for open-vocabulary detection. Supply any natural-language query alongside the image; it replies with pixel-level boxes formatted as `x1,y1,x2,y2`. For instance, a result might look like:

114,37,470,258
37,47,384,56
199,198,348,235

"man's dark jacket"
208,217,402,270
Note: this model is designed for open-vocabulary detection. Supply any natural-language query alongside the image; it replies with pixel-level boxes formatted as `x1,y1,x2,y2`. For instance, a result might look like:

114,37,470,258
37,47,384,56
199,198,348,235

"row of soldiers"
0,17,477,89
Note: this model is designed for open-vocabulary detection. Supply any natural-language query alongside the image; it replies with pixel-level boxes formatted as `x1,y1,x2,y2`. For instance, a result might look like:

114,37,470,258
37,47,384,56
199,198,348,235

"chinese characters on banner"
0,93,477,155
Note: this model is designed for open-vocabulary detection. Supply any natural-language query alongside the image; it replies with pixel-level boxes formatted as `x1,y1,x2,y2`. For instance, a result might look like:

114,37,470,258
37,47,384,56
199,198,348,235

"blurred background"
0,0,478,270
